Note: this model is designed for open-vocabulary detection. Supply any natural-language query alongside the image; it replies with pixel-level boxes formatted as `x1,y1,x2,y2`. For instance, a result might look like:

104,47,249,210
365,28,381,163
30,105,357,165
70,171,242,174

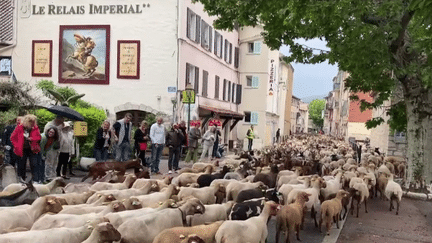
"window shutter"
252,76,259,88
195,15,201,43
200,20,205,48
224,40,228,61
253,41,262,54
203,70,208,97
250,112,259,125
194,66,200,93
229,43,233,64
208,26,213,52
227,81,231,102
223,79,227,101
219,36,223,58
215,76,220,99
185,63,190,85
236,84,242,104
214,32,218,55
232,83,236,102
234,47,239,68
186,8,191,39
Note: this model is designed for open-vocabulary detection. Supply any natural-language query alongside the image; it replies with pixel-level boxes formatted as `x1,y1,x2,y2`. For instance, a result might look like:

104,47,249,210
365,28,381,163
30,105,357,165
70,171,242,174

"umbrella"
46,105,84,121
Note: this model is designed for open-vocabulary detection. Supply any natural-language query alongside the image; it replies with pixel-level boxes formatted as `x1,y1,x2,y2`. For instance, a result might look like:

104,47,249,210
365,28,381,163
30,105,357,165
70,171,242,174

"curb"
403,191,432,201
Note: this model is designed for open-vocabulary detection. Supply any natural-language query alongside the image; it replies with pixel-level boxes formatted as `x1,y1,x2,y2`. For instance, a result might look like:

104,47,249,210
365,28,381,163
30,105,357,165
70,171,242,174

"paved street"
338,197,432,243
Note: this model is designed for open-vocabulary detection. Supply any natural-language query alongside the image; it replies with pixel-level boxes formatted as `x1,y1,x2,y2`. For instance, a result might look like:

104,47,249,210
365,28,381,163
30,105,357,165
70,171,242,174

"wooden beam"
222,118,230,128
201,115,212,129
230,119,240,131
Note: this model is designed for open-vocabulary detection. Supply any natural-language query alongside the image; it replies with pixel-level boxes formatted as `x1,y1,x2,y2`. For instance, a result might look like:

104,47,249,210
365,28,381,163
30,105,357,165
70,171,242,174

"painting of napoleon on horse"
60,26,108,81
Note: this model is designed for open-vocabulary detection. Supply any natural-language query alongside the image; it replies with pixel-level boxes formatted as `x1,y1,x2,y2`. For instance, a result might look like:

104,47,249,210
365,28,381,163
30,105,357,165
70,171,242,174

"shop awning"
199,105,244,119
199,105,244,131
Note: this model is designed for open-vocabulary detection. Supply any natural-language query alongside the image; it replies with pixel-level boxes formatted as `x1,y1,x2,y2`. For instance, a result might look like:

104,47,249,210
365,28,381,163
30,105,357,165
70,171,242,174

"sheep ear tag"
261,200,265,206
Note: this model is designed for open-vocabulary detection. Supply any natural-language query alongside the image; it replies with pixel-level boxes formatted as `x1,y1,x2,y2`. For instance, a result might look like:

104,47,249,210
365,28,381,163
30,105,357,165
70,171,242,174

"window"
0,57,12,76
234,47,239,68
214,32,223,58
223,79,227,101
202,70,208,97
215,75,220,99
186,8,201,43
236,84,242,104
246,76,252,87
229,43,233,64
232,83,236,102
185,63,199,93
248,41,262,54
246,76,259,88
201,20,212,51
224,39,229,62
244,112,251,123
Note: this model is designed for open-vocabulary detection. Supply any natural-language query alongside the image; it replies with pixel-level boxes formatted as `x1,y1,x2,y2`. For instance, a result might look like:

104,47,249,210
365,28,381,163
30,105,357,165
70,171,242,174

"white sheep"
384,174,403,215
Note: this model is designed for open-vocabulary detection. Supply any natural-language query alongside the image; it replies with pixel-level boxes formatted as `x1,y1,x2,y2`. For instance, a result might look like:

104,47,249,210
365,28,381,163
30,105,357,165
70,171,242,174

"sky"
279,39,339,100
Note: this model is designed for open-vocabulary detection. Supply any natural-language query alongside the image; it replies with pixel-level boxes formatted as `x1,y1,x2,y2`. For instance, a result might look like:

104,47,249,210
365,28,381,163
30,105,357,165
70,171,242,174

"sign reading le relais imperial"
31,3,151,15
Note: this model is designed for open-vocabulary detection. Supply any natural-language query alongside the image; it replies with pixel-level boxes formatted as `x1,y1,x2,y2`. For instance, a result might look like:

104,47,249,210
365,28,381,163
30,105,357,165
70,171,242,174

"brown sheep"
319,190,350,235
276,192,311,243
153,221,223,243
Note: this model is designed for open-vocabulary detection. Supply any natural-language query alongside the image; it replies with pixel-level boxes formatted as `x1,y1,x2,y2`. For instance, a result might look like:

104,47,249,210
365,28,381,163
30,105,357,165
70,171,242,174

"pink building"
177,0,243,144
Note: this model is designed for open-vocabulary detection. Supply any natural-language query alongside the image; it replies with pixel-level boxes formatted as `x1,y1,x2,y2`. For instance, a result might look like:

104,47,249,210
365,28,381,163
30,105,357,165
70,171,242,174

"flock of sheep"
0,134,407,243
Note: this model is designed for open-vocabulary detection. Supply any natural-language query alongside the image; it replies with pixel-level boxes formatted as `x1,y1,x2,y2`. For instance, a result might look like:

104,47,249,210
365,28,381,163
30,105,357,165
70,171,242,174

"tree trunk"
404,87,432,186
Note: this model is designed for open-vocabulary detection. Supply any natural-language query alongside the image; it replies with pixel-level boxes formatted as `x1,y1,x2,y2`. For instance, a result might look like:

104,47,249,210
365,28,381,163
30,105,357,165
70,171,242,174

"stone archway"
114,102,172,126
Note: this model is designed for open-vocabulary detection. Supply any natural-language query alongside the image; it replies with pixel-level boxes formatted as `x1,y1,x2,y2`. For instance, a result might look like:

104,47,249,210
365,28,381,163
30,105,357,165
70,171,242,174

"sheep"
81,222,121,243
0,196,63,233
134,184,179,208
117,198,205,243
320,171,343,201
225,181,267,202
177,184,225,205
89,174,136,191
384,174,403,215
235,188,281,204
277,167,303,189
319,190,350,235
286,177,327,227
132,176,172,190
349,179,370,218
172,166,214,186
104,199,177,228
196,166,230,188
180,234,205,243
81,159,142,182
50,191,96,205
153,221,224,243
215,201,279,243
376,173,389,199
378,164,392,176
275,192,310,243
278,177,311,204
253,164,279,188
85,180,158,203
3,177,66,196
31,201,126,230
187,201,234,226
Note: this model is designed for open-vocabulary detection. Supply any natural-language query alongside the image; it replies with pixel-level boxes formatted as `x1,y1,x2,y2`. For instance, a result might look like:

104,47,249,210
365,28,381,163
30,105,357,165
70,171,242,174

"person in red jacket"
10,114,41,182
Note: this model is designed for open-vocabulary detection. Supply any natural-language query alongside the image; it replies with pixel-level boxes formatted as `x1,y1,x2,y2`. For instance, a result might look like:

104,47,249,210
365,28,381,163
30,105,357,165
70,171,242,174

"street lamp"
184,83,195,132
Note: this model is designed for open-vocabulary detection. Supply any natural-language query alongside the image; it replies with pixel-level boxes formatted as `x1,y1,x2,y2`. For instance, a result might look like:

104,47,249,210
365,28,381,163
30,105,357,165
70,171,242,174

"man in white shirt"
149,117,166,174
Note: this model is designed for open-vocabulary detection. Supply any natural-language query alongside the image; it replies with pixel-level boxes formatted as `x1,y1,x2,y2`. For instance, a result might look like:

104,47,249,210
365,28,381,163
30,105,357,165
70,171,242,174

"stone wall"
387,134,407,157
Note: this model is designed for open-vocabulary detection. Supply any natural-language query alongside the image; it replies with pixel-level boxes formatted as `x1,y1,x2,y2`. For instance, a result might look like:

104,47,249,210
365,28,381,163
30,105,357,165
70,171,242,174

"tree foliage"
36,80,87,107
309,99,326,129
196,0,432,182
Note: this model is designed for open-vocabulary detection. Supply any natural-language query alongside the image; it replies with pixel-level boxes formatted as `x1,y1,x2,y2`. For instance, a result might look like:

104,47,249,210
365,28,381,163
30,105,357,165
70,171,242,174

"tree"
36,80,85,107
309,99,326,130
196,0,432,184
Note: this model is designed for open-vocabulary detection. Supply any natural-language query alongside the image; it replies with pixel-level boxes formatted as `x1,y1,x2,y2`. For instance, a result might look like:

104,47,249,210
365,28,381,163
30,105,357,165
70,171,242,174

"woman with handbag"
10,114,42,182
134,120,149,167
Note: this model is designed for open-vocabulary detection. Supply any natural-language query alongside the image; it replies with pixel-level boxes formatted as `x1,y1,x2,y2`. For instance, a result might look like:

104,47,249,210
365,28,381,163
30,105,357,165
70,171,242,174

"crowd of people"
1,112,225,181
1,114,75,184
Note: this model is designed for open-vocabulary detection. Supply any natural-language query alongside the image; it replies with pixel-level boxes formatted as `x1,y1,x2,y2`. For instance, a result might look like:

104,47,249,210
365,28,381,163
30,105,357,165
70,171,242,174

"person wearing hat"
57,122,75,179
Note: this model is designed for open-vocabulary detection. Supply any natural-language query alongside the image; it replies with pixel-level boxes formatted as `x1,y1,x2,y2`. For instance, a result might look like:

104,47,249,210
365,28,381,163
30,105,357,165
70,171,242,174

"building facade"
177,0,242,145
323,70,372,141
237,26,292,149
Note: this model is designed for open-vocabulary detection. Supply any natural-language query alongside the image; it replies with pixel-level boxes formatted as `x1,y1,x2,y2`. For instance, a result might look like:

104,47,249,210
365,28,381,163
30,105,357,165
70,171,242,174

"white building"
237,26,291,148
